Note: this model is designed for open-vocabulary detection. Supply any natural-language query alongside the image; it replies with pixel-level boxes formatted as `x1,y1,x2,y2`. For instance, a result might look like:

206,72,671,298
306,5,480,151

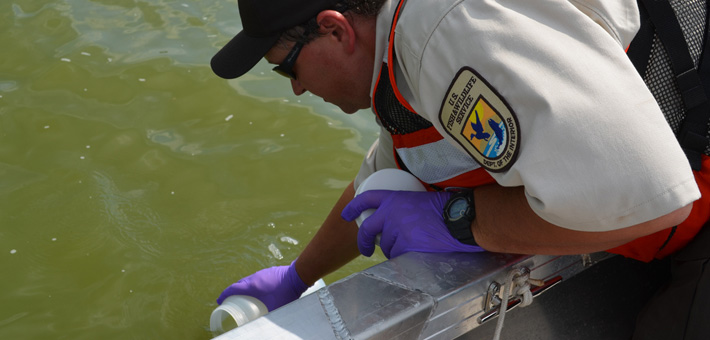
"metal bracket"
478,268,563,324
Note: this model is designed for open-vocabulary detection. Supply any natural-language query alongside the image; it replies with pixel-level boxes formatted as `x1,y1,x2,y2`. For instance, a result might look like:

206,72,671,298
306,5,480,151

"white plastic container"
354,169,427,234
209,295,267,334
210,278,326,335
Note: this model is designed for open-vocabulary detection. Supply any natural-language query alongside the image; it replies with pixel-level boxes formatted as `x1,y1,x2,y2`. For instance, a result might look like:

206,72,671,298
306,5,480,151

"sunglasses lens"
273,66,296,80
272,40,304,80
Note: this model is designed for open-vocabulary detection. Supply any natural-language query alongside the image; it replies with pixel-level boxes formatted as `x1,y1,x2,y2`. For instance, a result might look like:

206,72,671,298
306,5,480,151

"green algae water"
0,0,384,338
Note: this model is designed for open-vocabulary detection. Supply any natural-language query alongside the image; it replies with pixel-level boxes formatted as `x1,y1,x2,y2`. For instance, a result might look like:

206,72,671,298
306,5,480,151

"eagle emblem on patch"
438,67,520,172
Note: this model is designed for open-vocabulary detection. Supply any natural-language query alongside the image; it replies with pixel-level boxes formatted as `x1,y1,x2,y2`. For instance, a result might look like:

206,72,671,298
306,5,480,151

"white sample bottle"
209,278,326,335
354,169,427,242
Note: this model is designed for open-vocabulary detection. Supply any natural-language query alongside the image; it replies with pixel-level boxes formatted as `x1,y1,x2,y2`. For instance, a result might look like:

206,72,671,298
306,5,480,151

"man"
210,0,709,338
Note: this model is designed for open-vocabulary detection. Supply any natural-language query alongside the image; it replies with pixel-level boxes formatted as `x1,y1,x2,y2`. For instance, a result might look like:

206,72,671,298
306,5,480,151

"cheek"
298,57,363,106
302,70,342,97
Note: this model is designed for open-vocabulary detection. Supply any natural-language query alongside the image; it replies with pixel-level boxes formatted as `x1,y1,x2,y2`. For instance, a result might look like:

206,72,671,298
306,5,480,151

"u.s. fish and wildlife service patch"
438,67,520,172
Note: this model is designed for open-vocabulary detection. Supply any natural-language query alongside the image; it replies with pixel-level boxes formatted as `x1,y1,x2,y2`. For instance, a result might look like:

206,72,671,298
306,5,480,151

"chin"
335,104,358,114
337,102,371,115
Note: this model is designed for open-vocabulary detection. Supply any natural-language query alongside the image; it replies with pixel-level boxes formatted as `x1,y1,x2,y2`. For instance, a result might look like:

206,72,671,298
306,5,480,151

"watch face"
448,198,468,221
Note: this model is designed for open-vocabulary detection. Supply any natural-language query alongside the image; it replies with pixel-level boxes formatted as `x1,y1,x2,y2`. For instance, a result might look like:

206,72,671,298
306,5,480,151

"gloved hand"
216,260,309,311
342,190,485,258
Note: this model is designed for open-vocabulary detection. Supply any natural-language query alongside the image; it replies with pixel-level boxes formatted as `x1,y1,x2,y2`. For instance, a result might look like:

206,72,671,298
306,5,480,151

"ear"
316,10,356,53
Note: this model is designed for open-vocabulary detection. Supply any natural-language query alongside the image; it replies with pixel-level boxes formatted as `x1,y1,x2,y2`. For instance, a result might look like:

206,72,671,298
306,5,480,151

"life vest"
608,0,710,262
370,0,496,191
374,0,710,262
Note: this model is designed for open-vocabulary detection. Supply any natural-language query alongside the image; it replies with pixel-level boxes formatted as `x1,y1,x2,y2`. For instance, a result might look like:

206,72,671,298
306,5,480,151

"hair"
278,0,387,46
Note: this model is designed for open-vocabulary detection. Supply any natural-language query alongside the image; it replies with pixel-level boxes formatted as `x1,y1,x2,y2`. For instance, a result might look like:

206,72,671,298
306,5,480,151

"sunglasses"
272,40,305,80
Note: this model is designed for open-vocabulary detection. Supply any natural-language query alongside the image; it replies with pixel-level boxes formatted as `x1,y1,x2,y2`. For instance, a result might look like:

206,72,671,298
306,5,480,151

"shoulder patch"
438,67,520,172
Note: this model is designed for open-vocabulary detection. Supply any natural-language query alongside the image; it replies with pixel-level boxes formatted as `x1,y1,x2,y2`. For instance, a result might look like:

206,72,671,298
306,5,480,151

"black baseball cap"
211,0,340,79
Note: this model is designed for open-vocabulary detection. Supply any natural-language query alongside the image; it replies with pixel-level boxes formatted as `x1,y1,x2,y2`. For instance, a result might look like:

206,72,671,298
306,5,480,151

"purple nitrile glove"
342,190,485,259
216,260,309,311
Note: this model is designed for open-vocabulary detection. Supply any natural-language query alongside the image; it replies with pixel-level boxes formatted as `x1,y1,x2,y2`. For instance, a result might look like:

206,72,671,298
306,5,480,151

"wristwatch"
443,190,478,246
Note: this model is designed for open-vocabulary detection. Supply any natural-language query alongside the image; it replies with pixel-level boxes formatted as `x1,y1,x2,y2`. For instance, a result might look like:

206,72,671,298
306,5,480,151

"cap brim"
211,31,280,79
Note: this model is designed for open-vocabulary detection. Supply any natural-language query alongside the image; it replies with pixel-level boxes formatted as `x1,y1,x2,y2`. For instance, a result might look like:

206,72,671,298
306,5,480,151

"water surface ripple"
0,0,383,338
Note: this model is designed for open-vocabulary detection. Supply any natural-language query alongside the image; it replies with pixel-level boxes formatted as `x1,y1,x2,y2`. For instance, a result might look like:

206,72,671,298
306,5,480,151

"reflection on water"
0,0,382,338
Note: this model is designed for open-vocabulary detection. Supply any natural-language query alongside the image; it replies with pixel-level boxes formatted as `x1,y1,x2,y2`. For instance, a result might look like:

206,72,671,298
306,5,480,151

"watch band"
443,190,478,246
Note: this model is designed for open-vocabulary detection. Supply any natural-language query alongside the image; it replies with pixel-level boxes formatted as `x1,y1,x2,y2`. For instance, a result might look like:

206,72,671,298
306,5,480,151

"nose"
290,79,307,96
